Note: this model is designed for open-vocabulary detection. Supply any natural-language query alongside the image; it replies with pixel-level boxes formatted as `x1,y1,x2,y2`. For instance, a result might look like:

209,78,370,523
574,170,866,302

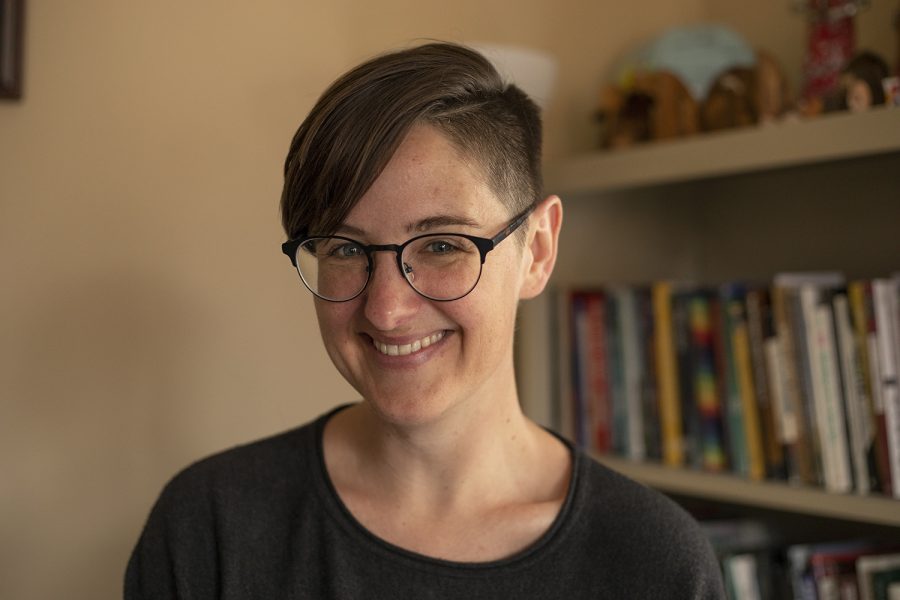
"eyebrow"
335,214,482,238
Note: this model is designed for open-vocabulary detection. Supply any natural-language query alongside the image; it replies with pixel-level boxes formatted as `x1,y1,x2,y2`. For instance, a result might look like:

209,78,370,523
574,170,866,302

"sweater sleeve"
124,465,221,600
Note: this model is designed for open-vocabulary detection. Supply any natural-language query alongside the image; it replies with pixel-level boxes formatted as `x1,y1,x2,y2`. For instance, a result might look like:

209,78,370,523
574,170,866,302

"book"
653,281,684,467
858,554,900,600
746,287,787,480
568,290,612,451
605,291,628,455
771,281,817,485
674,288,702,469
689,291,727,473
774,272,846,488
850,280,893,496
637,287,662,461
833,292,874,494
873,568,900,600
724,553,763,600
800,284,852,493
611,286,646,460
583,291,612,452
872,279,900,499
789,541,875,600
732,292,767,481
720,283,766,479
811,548,868,600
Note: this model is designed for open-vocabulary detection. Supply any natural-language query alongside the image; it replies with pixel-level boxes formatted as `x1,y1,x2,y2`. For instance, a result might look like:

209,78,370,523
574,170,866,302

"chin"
362,388,459,429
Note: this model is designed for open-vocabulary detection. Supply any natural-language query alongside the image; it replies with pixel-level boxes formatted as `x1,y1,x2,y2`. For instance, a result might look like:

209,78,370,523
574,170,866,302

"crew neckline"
310,404,583,574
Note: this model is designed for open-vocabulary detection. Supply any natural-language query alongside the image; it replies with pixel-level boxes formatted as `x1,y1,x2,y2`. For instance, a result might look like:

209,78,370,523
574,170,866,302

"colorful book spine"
674,290,701,469
721,284,750,478
733,310,767,482
688,292,727,473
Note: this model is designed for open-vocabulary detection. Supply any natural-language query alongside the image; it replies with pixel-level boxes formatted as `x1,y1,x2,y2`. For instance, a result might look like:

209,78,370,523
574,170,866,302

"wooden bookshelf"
518,105,900,542
595,454,900,528
545,106,900,196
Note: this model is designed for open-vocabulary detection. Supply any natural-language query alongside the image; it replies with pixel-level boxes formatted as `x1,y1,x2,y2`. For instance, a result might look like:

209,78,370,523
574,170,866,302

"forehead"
342,125,505,230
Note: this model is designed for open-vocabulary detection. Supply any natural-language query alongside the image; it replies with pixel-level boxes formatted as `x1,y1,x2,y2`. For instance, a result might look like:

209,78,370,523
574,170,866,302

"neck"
329,380,541,513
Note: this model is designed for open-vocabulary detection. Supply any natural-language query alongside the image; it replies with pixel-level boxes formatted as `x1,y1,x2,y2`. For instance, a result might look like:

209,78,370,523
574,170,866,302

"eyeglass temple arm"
489,204,536,247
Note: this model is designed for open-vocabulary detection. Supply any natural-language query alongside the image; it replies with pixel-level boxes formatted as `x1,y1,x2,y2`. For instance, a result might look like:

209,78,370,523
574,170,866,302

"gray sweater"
125,406,726,599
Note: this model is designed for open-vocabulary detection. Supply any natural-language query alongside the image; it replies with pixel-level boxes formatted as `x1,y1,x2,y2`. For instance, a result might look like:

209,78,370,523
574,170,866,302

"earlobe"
520,195,563,300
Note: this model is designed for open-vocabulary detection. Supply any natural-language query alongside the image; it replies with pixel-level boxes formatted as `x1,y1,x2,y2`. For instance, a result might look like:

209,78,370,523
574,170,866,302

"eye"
329,242,364,258
424,239,459,254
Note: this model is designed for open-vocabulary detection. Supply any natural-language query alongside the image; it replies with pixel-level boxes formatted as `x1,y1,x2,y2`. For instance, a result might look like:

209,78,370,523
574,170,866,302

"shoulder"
159,418,317,508
564,453,725,598
141,410,336,537
577,456,700,537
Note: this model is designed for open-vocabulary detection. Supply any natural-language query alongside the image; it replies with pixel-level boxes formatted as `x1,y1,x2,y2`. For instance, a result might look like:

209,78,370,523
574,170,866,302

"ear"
519,195,563,300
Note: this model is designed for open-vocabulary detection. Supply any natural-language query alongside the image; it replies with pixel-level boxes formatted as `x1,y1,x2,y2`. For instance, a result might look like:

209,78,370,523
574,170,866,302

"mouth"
370,331,446,357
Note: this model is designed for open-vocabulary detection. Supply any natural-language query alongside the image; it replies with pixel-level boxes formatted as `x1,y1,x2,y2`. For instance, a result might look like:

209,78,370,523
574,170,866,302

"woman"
126,42,725,598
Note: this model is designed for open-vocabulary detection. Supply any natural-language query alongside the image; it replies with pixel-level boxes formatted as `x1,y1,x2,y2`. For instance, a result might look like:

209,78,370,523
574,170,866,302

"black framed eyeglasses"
281,204,535,302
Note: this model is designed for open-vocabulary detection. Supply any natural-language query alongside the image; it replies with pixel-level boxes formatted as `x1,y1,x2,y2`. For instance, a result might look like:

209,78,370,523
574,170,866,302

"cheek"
315,301,358,350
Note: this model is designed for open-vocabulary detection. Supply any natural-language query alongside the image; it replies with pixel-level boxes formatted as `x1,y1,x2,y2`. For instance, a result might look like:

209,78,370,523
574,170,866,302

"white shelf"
546,106,900,196
596,454,900,528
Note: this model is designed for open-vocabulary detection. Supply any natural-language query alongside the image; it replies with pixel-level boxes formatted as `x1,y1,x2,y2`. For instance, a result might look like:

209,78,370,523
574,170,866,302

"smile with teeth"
372,331,445,356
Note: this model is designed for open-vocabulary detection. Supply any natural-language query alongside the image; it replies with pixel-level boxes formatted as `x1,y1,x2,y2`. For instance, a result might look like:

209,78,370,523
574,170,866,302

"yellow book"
653,281,683,467
733,322,766,481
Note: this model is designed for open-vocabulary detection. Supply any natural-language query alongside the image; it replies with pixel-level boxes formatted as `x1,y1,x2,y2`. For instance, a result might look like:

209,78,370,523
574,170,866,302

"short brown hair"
280,42,543,239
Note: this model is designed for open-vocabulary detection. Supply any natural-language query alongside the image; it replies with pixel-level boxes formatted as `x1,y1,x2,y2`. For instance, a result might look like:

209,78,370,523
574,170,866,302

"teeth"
374,332,444,356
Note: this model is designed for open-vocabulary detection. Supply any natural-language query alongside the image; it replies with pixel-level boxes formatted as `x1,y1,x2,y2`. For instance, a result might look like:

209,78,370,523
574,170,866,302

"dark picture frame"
0,0,24,99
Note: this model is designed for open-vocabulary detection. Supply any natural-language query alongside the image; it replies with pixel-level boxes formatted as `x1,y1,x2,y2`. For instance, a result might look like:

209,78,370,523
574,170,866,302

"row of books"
553,273,900,497
701,520,900,600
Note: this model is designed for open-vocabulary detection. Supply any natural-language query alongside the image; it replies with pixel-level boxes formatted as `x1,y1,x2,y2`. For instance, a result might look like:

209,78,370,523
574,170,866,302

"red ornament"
801,0,859,100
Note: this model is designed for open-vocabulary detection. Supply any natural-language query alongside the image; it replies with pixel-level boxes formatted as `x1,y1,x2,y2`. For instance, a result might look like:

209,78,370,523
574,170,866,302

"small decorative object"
596,85,655,148
0,0,24,99
883,76,900,106
793,0,870,101
839,51,890,111
700,67,757,131
596,72,699,148
754,51,793,123
701,51,792,130
596,26,793,147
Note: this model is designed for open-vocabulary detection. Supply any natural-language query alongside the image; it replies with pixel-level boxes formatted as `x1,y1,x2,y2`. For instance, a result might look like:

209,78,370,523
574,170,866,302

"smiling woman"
125,42,726,599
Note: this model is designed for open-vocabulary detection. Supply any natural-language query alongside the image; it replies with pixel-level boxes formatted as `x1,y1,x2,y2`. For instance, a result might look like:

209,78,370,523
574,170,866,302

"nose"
363,251,422,331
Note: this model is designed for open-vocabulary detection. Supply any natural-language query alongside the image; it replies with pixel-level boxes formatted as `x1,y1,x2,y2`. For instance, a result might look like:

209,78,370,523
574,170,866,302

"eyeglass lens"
295,235,483,301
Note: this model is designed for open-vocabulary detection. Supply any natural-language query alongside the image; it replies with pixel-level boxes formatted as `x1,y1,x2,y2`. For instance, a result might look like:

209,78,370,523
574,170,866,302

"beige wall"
1,1,894,599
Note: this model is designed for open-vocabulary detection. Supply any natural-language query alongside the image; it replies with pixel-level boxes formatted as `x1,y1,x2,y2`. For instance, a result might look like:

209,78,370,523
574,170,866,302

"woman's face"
313,125,530,427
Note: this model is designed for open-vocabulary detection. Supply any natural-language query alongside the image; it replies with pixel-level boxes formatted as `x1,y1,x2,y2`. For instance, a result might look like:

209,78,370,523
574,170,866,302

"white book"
833,294,872,494
765,336,795,444
726,554,761,600
800,285,852,492
612,287,645,461
873,279,900,499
